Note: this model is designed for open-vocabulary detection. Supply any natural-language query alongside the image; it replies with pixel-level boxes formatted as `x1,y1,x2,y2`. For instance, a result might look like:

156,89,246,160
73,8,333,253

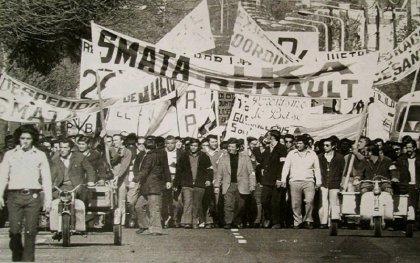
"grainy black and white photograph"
0,0,419,262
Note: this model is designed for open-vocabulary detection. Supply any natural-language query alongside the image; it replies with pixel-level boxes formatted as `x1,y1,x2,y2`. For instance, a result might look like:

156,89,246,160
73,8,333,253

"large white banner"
80,0,214,102
225,94,311,138
229,3,297,65
91,23,378,99
374,27,420,86
0,74,116,123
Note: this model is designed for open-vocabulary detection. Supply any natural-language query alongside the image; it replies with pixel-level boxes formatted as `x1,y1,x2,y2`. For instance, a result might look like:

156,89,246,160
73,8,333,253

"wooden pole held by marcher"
342,101,369,192
95,70,111,167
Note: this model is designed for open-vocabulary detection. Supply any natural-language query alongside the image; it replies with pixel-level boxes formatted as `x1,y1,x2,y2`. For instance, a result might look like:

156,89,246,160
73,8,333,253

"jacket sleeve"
114,149,132,178
246,155,256,190
214,156,224,188
161,151,171,184
39,152,52,203
0,151,11,197
82,156,97,183
132,153,143,180
281,152,291,183
134,153,153,184
313,153,322,185
204,154,213,182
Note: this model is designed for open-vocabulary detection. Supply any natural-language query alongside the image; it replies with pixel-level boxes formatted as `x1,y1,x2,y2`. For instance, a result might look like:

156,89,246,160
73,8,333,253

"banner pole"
95,70,111,167
214,91,221,146
342,101,369,192
398,68,419,142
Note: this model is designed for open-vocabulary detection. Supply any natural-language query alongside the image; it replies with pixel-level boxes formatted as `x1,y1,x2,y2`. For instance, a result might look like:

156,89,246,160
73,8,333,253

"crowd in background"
0,127,419,235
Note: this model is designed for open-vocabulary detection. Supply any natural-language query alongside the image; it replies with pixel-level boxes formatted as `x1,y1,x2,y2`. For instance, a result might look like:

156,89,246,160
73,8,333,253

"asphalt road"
1,227,419,262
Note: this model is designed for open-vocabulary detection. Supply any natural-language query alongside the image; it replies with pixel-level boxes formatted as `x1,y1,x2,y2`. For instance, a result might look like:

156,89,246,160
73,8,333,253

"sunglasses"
323,144,331,147
20,137,32,140
285,141,293,143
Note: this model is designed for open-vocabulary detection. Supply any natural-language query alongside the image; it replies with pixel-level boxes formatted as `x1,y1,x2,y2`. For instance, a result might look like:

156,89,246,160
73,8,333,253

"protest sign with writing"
218,92,235,125
91,22,378,99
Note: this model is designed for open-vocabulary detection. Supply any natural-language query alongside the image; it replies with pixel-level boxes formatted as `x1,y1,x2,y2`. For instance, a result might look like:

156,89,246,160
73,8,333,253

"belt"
8,189,42,195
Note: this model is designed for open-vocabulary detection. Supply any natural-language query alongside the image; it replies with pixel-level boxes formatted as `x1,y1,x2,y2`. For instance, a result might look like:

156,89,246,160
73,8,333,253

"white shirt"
408,157,416,184
60,153,72,168
0,146,52,203
324,151,334,162
281,148,321,184
166,149,177,175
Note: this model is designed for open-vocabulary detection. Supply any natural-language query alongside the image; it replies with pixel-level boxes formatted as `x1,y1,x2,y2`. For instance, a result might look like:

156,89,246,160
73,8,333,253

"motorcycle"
49,181,122,247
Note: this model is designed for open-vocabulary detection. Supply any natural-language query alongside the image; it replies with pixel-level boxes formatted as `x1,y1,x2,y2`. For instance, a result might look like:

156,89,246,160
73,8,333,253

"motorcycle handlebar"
54,184,84,194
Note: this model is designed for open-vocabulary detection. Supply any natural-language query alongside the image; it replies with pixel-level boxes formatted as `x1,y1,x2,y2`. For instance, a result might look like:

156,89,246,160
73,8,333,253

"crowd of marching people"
0,125,419,260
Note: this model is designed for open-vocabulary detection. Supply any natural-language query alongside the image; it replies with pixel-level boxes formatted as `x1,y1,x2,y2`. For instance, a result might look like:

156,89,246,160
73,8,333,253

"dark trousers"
261,185,287,226
7,192,42,262
223,183,251,225
161,188,182,225
135,194,163,234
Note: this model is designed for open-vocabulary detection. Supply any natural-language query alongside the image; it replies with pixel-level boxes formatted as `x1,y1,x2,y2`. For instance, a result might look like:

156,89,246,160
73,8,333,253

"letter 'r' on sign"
185,90,196,109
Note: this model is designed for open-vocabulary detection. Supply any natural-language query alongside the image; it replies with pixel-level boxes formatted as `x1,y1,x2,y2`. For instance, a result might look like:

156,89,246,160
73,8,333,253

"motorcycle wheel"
406,222,414,238
62,214,71,247
373,217,382,237
329,221,338,236
113,224,122,245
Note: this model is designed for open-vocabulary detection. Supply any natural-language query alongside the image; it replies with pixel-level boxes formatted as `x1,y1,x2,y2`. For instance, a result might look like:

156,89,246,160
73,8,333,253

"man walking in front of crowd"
281,135,321,229
175,139,213,228
259,130,288,229
396,139,420,220
133,136,171,235
318,137,345,228
0,125,52,262
215,138,255,229
204,135,221,228
162,135,184,228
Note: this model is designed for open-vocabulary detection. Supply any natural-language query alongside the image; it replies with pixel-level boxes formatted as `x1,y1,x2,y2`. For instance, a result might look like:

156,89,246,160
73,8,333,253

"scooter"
50,184,85,247
359,176,393,237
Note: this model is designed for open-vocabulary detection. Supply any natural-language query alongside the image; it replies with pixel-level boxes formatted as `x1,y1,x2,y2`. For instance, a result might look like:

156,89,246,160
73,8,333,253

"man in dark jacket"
395,139,420,220
257,130,288,229
77,136,107,183
318,137,345,228
51,138,96,204
174,139,213,228
133,136,171,235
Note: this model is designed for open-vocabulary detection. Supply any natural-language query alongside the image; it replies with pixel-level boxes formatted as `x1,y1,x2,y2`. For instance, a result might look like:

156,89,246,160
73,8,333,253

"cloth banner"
229,3,298,65
91,22,378,99
225,94,311,138
66,113,97,136
366,89,395,140
374,26,420,86
0,74,116,123
80,0,214,102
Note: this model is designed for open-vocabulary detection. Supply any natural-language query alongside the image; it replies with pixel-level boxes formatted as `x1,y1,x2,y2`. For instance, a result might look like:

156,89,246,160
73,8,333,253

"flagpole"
95,70,111,167
175,88,181,137
342,101,369,192
398,68,419,142
213,91,221,145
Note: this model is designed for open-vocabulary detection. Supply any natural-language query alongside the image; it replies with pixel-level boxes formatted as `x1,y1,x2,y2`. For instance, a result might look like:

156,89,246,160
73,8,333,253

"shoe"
253,223,261,228
205,224,213,229
136,228,148,235
224,224,232,229
51,232,62,241
174,223,181,228
198,222,205,228
193,224,199,229
263,220,270,228
271,224,281,229
140,230,152,235
151,232,165,236
304,222,314,229
184,224,192,229
386,226,394,231
129,219,136,228
319,224,328,229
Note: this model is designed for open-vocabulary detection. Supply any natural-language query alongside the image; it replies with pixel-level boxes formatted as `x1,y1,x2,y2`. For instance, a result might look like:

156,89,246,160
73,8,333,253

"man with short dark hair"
215,138,255,229
0,125,52,261
258,130,288,229
133,136,172,235
281,135,321,229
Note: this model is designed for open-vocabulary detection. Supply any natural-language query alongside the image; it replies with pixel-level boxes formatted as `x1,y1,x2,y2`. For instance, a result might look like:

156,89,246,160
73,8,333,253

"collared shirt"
207,149,221,171
281,148,321,184
0,146,52,202
324,151,334,163
166,149,177,175
60,153,72,168
408,157,416,184
269,141,278,153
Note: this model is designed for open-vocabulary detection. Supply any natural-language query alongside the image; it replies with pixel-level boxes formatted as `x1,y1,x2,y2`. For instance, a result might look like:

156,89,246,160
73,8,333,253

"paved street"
1,227,420,262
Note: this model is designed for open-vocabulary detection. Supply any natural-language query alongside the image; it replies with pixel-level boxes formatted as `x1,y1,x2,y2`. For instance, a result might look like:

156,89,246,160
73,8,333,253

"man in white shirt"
281,135,321,229
0,125,52,262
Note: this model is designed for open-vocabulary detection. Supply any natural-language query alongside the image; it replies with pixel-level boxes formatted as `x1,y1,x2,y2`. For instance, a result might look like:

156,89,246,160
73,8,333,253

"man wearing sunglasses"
317,137,345,229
